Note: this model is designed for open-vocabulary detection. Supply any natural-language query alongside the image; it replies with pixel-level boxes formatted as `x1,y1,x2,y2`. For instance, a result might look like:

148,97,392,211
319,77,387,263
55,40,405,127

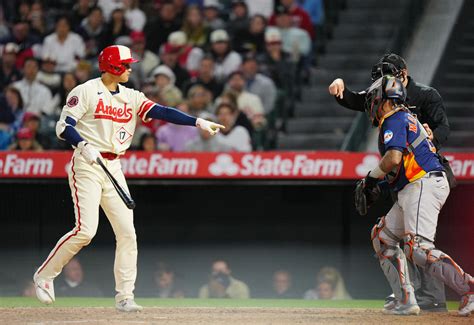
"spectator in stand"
241,53,277,115
101,8,131,48
273,6,311,99
270,0,315,40
227,0,250,39
71,0,94,28
185,112,233,152
150,262,185,298
138,132,157,152
246,0,274,18
45,72,78,118
56,258,104,297
144,1,180,54
130,31,160,83
273,6,311,60
187,84,213,116
215,102,252,152
13,57,53,115
223,71,265,129
297,0,324,35
0,43,22,92
199,259,250,298
166,31,204,76
258,28,296,99
156,102,199,151
21,111,51,149
74,60,93,85
270,270,298,299
1,86,24,133
172,0,188,26
303,267,352,300
234,14,267,55
41,16,85,73
181,5,209,48
183,55,224,100
203,1,225,32
97,0,123,22
216,90,254,137
77,6,106,60
209,29,242,82
160,42,191,90
123,0,146,32
152,64,183,107
27,2,47,40
8,127,43,151
36,55,61,94
0,87,18,126
0,20,41,69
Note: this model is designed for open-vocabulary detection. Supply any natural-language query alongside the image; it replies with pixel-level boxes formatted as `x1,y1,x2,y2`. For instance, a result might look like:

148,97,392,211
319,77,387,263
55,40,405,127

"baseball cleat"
33,273,55,305
419,302,447,313
383,302,420,316
116,299,143,312
384,294,396,311
458,294,474,316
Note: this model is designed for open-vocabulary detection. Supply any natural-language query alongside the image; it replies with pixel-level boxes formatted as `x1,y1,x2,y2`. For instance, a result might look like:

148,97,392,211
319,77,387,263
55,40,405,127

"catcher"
355,75,474,316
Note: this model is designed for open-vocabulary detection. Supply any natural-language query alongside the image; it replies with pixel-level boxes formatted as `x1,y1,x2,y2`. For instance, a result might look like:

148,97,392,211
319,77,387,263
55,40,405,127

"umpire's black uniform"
335,76,450,149
334,70,450,311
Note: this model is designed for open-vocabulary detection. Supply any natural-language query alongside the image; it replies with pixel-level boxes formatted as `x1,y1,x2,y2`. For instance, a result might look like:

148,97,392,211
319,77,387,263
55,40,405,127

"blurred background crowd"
0,0,329,152
20,257,351,300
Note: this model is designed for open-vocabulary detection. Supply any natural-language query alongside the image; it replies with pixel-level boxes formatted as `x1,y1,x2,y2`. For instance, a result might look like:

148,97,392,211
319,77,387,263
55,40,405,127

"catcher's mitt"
354,175,381,215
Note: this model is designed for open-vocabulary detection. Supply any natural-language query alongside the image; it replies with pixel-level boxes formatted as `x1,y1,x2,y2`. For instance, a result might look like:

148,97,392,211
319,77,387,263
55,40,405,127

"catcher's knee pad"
371,217,400,258
426,250,474,295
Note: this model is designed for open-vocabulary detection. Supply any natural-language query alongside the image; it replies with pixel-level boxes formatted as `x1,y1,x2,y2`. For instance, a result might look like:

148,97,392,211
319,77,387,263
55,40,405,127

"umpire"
328,53,450,312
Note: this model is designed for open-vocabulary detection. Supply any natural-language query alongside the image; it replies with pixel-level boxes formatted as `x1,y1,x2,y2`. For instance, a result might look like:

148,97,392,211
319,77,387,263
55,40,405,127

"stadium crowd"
0,0,326,152
21,258,351,299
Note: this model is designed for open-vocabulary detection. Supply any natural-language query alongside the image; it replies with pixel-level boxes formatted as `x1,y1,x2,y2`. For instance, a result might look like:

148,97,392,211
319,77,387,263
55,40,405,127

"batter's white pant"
36,153,137,302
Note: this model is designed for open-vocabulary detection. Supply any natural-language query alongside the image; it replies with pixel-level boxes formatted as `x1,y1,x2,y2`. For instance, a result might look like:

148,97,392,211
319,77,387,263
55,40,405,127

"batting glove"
196,118,225,136
77,141,102,165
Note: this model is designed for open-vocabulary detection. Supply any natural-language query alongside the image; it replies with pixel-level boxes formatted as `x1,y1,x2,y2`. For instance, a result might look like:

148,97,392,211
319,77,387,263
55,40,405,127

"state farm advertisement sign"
1,151,474,180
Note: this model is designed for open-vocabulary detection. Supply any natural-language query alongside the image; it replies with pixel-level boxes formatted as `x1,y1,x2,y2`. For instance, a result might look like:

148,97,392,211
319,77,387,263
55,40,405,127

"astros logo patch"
67,96,79,107
384,130,393,144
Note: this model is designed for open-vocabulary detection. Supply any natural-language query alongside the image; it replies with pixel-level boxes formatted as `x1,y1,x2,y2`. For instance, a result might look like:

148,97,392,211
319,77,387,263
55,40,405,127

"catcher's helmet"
98,45,138,76
365,75,407,126
371,53,407,81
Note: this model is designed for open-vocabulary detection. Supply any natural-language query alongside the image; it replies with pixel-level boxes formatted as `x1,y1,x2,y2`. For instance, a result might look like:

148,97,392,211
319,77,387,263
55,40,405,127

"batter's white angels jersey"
59,77,154,154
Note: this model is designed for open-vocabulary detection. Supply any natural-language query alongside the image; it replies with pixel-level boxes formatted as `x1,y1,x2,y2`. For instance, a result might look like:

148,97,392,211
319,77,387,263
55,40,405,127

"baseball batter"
32,45,224,312
362,76,473,316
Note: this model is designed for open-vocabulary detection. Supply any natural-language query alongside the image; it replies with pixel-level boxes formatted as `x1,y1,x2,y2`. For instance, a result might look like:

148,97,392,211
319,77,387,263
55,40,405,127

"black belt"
427,171,444,178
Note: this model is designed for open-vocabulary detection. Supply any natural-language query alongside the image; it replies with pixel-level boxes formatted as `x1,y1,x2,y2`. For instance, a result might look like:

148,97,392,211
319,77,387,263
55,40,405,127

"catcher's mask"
365,75,407,126
371,53,407,81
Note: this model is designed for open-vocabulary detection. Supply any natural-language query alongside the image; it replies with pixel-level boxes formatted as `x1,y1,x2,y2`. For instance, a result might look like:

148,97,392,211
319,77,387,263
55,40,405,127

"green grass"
0,297,460,310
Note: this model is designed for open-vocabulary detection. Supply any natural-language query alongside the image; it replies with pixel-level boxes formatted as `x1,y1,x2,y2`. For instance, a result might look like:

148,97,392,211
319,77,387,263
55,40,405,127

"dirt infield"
1,307,473,325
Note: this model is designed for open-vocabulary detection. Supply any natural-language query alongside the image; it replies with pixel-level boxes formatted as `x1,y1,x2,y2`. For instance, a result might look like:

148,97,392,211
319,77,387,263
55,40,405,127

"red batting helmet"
98,45,138,76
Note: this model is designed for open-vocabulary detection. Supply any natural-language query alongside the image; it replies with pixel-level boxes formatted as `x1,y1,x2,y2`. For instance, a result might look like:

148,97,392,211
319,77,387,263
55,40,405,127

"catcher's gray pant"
372,172,474,304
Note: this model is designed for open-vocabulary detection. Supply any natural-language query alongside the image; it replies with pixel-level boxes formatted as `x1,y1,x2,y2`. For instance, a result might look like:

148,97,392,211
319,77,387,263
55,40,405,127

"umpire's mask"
365,75,407,126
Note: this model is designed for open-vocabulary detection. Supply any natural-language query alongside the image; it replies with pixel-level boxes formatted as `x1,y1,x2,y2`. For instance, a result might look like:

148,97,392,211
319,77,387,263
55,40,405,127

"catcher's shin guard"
371,219,416,305
406,236,474,296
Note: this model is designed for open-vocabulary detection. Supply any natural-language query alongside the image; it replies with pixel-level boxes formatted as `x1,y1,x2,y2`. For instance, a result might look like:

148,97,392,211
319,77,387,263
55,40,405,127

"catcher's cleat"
419,302,447,313
384,294,396,311
116,299,143,312
33,273,55,305
383,302,420,316
459,294,474,316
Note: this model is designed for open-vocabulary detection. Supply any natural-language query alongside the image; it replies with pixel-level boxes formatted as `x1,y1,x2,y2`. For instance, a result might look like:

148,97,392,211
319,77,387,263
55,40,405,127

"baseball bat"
96,158,136,210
